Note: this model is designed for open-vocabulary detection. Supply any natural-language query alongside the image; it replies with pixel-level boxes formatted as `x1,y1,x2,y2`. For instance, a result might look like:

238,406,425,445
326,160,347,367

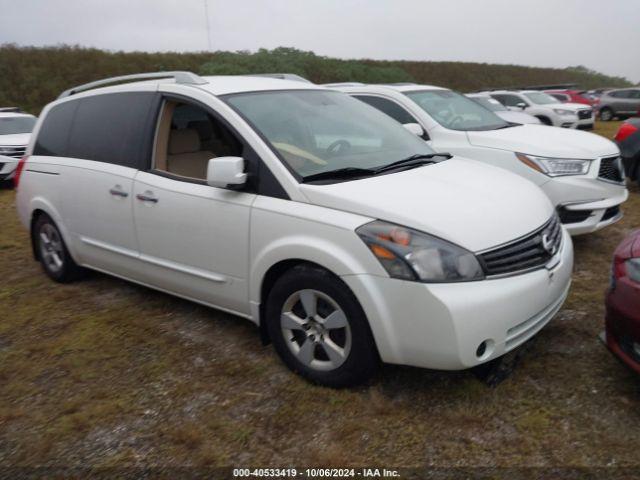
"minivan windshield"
405,90,510,131
522,92,560,105
0,116,36,135
225,90,438,181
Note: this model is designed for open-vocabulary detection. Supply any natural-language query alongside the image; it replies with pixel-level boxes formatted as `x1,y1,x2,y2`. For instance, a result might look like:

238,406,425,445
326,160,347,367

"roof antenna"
204,0,213,51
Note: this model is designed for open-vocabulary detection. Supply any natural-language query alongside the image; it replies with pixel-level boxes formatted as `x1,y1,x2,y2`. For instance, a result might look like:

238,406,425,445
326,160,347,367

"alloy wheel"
280,289,352,371
39,223,64,273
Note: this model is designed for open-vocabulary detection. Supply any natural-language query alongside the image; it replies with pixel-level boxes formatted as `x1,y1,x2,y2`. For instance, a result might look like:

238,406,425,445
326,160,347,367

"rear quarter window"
33,100,79,157
67,92,156,169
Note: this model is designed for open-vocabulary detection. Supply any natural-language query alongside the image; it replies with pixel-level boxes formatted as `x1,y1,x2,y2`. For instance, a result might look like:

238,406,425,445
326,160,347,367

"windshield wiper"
301,153,452,183
302,167,376,183
372,153,451,174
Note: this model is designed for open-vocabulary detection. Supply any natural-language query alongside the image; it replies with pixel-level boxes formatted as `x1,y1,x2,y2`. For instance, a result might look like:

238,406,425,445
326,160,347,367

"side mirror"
516,102,527,110
206,156,247,188
403,123,425,137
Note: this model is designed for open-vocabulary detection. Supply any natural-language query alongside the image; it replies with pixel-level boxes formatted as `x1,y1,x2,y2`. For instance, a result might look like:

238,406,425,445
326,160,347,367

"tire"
33,214,85,283
536,116,552,126
599,107,614,122
265,265,379,387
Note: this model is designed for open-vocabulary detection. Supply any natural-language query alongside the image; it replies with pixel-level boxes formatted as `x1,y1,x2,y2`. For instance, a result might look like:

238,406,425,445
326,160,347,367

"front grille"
557,206,592,224
578,109,593,120
602,205,621,221
598,156,625,183
0,145,26,159
479,215,562,277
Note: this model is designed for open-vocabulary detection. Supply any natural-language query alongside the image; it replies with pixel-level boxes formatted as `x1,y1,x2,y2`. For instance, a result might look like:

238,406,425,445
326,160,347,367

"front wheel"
33,214,85,283
599,107,614,122
265,265,379,387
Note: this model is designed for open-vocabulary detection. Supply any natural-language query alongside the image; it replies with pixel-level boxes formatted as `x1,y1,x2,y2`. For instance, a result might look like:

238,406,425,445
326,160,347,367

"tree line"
0,45,632,114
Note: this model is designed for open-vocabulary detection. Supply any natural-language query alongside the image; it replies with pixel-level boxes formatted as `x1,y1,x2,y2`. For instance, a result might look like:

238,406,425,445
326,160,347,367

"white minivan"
16,72,573,387
333,84,628,235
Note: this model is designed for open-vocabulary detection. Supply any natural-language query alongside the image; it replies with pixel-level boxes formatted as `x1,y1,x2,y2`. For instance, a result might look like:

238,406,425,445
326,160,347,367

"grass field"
0,122,639,470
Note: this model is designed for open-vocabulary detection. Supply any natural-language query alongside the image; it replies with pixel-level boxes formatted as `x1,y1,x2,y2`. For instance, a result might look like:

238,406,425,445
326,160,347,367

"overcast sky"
1,0,639,82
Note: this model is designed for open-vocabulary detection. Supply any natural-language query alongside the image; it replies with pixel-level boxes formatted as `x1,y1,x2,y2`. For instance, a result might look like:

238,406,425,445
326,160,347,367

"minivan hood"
467,124,619,159
0,133,30,146
299,157,553,252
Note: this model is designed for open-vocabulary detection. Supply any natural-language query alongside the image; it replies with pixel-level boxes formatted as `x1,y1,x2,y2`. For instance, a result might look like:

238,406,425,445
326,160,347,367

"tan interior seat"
166,129,214,179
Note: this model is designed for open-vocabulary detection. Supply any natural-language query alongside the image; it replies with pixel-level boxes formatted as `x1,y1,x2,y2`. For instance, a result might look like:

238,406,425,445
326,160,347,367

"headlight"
356,221,484,282
516,152,591,176
627,259,640,283
553,108,576,116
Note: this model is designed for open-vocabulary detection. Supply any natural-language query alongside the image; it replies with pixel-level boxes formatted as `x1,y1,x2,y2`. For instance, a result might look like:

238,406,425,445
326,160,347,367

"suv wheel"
599,107,614,121
265,265,379,387
33,214,85,283
536,116,552,126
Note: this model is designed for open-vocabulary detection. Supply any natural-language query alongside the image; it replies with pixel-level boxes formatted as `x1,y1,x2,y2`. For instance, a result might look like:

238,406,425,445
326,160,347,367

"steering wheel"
326,139,352,157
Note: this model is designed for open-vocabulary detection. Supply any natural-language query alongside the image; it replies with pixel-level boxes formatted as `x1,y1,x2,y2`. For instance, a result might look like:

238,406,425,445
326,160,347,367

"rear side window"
33,101,78,157
354,95,419,125
67,92,156,168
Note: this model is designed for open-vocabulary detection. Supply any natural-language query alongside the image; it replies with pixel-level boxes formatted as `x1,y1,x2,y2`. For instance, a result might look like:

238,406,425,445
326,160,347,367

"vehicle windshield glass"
0,116,36,135
405,90,509,131
224,90,436,179
469,96,507,112
523,92,560,105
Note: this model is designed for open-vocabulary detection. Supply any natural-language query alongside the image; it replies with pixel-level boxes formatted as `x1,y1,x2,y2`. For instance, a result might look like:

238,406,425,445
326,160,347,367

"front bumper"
0,158,17,181
541,170,628,236
342,228,573,370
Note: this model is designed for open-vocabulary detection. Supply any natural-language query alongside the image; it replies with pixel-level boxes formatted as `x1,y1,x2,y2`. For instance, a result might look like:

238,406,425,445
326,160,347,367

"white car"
466,93,541,125
16,72,572,387
333,83,627,235
0,110,36,182
486,90,594,129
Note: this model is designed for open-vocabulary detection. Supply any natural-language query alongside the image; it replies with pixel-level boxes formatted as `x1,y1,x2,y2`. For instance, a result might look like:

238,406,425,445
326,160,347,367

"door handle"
136,192,159,204
109,186,129,198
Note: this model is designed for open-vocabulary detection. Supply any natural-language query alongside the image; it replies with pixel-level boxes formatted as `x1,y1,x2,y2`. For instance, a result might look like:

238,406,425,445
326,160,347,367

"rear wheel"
265,265,379,387
33,214,85,283
599,107,614,121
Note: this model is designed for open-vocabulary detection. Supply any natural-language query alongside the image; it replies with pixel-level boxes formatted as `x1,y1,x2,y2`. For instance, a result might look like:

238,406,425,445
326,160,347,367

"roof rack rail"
58,71,208,99
322,82,365,87
0,107,22,113
248,73,312,84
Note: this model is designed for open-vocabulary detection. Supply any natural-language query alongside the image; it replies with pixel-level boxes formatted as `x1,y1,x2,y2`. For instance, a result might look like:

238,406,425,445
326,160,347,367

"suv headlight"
553,108,576,116
356,221,484,282
516,152,591,176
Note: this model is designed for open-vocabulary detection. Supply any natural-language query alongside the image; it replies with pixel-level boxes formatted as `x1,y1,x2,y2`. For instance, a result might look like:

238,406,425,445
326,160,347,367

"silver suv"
598,88,640,121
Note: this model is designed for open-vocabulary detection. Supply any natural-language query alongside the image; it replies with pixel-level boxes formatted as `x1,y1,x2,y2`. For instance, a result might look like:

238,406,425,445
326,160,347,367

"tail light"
615,122,638,143
13,155,29,189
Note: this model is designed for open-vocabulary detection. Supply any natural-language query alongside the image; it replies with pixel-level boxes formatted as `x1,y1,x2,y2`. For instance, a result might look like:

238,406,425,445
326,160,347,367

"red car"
546,89,597,107
604,229,640,374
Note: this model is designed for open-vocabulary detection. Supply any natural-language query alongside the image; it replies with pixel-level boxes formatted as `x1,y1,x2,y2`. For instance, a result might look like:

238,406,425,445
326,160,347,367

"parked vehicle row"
481,90,595,129
9,72,638,386
331,83,627,236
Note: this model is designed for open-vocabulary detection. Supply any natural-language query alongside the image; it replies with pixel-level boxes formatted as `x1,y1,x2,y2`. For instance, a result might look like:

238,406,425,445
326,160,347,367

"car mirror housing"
206,156,247,188
516,102,527,110
403,123,425,137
